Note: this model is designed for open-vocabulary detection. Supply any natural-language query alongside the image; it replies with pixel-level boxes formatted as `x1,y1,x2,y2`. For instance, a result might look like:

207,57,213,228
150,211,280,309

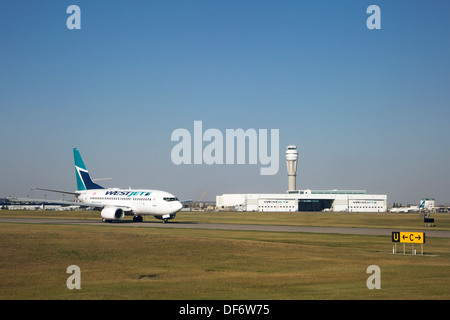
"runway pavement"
2,216,450,238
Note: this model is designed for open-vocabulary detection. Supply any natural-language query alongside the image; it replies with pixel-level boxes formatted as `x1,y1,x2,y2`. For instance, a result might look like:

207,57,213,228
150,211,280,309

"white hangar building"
216,189,387,212
216,146,387,212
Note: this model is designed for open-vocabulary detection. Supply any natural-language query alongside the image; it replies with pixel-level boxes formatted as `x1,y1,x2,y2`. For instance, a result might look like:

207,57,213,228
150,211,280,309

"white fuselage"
77,188,183,217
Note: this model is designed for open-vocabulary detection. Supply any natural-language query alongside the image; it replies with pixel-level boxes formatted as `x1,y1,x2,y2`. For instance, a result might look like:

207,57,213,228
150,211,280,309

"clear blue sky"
1,1,449,204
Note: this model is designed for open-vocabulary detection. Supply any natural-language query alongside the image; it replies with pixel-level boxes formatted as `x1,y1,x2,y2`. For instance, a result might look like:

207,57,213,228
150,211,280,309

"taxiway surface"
1,217,450,238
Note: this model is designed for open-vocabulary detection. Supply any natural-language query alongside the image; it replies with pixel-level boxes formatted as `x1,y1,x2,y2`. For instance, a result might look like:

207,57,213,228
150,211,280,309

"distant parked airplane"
390,199,432,213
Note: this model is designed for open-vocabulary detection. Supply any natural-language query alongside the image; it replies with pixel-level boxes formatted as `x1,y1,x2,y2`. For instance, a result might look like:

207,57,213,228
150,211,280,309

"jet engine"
101,207,125,221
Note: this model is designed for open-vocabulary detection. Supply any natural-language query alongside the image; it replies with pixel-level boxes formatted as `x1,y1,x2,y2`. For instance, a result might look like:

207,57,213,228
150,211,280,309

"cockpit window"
163,197,179,202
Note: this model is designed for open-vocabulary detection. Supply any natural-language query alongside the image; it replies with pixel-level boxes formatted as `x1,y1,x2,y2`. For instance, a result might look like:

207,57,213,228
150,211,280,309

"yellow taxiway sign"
392,232,425,244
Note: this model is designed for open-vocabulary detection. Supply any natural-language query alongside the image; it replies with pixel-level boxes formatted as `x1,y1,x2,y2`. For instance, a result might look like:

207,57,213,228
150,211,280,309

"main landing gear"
133,215,143,222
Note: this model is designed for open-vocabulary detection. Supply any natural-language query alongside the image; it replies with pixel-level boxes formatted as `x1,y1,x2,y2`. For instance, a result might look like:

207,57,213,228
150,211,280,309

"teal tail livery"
10,148,184,223
73,148,104,191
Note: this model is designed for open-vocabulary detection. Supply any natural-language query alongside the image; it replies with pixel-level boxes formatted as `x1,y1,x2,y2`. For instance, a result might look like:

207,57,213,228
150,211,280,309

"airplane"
9,148,184,223
389,200,428,213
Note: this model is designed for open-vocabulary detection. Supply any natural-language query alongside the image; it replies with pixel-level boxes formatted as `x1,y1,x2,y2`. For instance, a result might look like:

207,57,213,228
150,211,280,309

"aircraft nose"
175,201,183,212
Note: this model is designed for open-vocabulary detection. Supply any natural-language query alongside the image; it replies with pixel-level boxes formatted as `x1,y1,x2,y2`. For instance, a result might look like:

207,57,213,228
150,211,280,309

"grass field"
1,210,449,299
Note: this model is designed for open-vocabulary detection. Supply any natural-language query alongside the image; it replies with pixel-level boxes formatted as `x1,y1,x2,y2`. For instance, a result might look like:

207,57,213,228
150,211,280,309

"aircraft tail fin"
419,200,425,209
73,148,104,191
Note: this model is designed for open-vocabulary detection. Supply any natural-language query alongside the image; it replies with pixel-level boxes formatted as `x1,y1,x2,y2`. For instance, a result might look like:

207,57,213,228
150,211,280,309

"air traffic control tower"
286,145,298,191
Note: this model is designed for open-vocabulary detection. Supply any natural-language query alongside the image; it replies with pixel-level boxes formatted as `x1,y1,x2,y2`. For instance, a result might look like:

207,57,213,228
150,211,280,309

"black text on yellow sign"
392,232,425,244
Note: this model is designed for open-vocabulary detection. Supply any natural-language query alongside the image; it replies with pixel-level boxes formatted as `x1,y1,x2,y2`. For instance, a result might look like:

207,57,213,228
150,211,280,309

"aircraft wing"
33,188,80,196
6,197,129,212
7,197,104,209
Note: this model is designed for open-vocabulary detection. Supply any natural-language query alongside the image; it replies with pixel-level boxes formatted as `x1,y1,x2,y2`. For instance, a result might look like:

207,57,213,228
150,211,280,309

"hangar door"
298,199,334,211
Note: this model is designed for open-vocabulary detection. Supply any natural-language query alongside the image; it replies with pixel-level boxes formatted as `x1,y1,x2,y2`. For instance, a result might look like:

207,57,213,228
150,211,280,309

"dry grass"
1,210,450,299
